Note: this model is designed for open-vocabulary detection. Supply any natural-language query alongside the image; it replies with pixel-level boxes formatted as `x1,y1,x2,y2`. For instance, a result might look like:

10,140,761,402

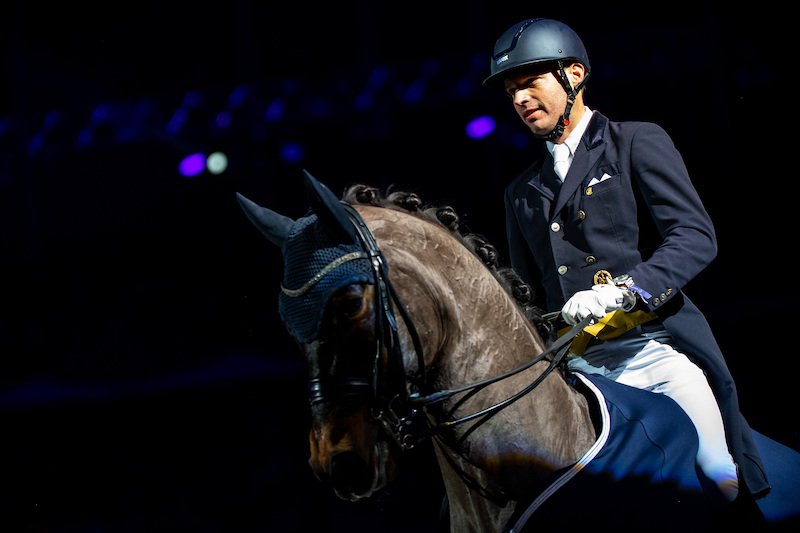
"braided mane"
342,184,553,341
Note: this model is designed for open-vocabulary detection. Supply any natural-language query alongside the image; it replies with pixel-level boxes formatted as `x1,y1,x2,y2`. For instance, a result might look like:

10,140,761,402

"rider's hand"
561,284,636,325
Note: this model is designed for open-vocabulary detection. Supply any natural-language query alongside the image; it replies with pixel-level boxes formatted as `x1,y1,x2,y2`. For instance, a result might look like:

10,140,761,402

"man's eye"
507,78,538,97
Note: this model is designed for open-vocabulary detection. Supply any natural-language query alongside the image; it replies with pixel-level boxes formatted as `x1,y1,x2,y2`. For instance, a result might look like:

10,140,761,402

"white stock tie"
553,143,571,182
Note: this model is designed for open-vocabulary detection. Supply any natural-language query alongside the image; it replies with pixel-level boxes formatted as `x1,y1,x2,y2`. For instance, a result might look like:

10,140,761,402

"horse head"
237,171,416,501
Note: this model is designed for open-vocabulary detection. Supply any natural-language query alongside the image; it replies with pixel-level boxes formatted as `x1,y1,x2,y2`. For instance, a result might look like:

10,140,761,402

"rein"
416,315,591,508
411,314,592,446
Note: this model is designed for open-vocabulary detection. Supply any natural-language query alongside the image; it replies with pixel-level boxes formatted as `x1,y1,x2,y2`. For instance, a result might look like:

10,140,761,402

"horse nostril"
330,451,372,498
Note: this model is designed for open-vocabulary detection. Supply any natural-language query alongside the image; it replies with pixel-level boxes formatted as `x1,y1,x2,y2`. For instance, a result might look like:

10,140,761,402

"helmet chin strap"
541,60,589,142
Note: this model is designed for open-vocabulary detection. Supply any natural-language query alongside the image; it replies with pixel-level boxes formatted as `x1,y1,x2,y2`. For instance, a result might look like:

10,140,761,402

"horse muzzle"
307,407,395,501
332,441,390,501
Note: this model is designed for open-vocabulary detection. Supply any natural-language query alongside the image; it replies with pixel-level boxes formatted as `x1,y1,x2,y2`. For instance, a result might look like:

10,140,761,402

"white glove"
561,284,636,325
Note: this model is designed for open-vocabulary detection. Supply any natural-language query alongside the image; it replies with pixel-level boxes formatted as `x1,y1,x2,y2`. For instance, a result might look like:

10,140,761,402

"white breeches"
568,327,739,502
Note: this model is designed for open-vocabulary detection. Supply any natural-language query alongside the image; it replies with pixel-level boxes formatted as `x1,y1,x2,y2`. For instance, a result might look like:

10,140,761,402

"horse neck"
432,444,516,533
360,206,596,503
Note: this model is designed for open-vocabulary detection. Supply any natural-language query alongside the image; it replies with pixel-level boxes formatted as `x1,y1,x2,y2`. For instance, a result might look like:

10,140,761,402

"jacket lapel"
525,146,555,201
552,113,608,216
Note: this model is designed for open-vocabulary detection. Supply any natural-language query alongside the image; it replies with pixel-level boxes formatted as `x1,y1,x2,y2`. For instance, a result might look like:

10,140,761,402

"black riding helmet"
484,18,590,141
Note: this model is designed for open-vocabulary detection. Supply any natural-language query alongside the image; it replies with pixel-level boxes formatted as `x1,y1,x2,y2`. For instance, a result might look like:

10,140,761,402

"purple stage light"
465,115,495,139
178,152,206,178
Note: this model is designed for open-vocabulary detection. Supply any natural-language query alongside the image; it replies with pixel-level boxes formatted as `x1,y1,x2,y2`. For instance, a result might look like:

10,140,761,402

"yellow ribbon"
557,309,659,356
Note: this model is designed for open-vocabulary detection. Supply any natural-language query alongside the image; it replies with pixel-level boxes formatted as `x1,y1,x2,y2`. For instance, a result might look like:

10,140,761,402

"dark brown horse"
237,171,796,532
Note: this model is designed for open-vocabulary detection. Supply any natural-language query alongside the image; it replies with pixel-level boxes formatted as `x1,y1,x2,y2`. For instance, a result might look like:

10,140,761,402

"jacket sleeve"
623,123,717,311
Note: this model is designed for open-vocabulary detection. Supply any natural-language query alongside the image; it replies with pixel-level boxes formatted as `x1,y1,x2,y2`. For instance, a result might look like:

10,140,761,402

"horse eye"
337,295,364,317
330,285,369,319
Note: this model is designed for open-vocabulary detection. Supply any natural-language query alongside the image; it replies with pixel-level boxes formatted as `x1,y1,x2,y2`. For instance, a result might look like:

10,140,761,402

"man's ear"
569,62,586,85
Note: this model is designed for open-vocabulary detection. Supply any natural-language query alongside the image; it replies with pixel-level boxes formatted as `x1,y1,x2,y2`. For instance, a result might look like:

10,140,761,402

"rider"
482,17,769,510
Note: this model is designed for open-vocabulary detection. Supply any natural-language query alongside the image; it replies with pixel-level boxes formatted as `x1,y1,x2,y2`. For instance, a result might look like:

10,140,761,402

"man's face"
502,64,583,138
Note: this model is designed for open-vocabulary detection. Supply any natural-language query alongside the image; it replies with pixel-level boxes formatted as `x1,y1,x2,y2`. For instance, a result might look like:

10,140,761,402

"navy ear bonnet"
279,212,374,343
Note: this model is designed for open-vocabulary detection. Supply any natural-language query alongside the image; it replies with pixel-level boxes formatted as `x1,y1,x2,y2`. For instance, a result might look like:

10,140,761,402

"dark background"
1,2,795,531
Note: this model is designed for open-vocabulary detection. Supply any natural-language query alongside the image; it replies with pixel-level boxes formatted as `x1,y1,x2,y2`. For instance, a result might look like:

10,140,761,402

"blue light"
44,110,61,130
166,108,189,135
182,90,203,107
178,152,206,178
75,128,93,148
265,99,285,123
91,104,110,125
27,132,45,155
354,93,373,111
355,66,389,111
227,85,249,109
279,142,304,165
465,115,496,139
215,111,233,129
404,80,426,104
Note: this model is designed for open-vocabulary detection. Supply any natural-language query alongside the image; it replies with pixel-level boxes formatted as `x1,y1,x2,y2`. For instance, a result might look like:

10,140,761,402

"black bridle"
337,203,429,450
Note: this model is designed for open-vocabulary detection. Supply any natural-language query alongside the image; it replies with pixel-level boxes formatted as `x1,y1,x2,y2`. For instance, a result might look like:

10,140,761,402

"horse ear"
235,192,294,248
302,169,359,243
